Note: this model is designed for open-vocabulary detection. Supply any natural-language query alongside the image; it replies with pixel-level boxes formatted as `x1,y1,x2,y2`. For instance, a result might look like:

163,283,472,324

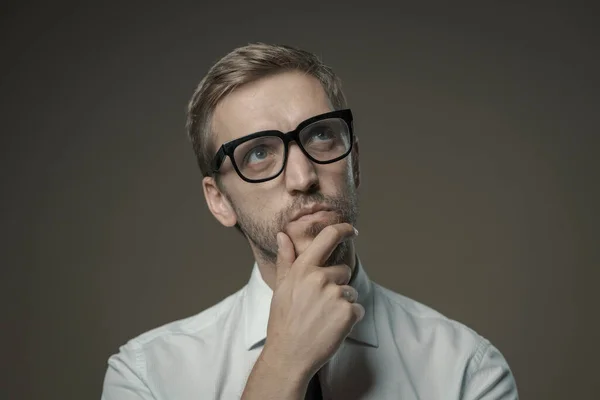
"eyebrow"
239,111,332,138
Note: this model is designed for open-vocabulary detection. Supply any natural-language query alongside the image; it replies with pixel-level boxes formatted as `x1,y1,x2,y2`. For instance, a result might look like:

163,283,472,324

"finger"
336,285,359,303
275,232,296,286
318,265,352,286
298,223,358,266
351,303,365,323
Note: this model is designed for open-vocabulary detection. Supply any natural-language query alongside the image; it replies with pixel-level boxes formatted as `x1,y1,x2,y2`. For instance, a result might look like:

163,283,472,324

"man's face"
207,71,359,265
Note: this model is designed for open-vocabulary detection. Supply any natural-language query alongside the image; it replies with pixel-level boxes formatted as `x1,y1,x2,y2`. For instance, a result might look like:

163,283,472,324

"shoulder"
134,287,244,348
371,281,518,397
108,286,246,369
102,287,249,397
372,281,490,355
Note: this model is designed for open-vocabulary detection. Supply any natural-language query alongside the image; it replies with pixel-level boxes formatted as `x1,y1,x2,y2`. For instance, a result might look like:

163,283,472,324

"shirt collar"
243,256,379,350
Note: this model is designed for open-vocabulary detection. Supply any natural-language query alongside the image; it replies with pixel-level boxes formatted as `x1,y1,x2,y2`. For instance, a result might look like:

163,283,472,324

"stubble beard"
234,186,358,267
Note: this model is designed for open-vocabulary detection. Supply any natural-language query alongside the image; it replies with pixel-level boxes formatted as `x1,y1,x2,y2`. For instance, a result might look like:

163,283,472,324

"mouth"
290,204,333,222
295,210,335,223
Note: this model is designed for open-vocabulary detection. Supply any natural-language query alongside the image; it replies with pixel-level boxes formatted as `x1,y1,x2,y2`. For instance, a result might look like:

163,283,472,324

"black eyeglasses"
210,109,354,183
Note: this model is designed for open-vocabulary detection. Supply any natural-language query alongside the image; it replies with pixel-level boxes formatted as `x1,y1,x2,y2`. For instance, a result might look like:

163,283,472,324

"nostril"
307,182,319,193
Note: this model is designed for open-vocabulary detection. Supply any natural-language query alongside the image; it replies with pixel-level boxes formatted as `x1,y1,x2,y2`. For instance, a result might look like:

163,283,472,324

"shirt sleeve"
461,338,519,400
101,343,155,400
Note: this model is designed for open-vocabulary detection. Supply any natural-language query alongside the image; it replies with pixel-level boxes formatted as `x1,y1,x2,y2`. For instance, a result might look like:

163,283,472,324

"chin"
287,219,337,254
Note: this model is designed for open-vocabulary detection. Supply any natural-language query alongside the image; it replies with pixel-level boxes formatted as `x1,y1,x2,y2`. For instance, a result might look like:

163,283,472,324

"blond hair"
185,42,348,178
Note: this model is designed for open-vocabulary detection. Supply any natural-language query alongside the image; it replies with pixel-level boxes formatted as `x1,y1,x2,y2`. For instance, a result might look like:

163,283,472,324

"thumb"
275,232,296,285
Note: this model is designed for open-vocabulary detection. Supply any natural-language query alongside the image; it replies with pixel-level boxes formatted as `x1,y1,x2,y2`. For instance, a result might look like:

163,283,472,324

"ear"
202,176,238,227
351,136,360,189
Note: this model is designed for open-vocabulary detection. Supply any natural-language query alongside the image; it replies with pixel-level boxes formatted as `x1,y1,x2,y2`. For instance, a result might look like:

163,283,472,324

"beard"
232,183,358,267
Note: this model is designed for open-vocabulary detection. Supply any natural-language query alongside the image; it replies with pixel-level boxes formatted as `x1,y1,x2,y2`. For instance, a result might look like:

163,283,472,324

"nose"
283,143,319,194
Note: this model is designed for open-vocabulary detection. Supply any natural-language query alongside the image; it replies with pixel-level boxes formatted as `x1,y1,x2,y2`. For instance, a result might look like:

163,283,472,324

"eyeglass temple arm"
211,147,226,173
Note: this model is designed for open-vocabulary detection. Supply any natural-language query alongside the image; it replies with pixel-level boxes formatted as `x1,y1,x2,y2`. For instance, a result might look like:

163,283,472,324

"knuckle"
325,284,340,299
341,301,355,318
343,265,352,282
333,286,343,300
356,303,365,319
333,265,351,284
310,270,328,287
322,224,340,238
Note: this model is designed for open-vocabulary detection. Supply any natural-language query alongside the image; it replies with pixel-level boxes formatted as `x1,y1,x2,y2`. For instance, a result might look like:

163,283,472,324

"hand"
260,223,365,379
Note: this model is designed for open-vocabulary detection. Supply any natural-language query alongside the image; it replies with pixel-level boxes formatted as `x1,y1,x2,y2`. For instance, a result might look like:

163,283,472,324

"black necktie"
305,372,323,400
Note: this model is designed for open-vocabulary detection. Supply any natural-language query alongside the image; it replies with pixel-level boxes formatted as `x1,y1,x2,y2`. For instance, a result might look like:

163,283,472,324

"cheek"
254,200,282,218
318,162,354,191
234,190,284,221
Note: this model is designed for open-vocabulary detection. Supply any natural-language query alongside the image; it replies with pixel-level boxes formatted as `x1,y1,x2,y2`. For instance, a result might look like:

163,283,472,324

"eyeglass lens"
232,117,351,181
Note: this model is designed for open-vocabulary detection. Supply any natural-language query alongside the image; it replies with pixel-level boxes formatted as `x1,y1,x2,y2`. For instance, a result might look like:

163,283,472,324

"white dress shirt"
102,258,518,399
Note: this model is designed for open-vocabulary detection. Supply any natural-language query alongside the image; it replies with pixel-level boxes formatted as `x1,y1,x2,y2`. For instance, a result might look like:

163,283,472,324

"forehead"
211,70,333,148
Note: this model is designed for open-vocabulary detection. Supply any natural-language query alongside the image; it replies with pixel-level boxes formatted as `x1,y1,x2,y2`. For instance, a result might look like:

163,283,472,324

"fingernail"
353,227,359,236
276,233,282,248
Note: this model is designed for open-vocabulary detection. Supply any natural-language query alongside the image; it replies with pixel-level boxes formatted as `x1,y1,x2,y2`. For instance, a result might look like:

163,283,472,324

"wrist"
259,343,312,388
242,345,310,400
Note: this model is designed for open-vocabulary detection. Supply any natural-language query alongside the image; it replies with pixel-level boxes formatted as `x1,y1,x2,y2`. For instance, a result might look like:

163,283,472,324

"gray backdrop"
2,2,598,399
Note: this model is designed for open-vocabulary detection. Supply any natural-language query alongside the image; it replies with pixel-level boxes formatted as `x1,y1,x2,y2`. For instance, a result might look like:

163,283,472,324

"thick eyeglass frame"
210,109,354,183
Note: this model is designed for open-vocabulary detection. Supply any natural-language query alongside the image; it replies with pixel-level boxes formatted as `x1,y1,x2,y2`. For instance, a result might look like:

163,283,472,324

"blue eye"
245,146,269,164
312,129,335,141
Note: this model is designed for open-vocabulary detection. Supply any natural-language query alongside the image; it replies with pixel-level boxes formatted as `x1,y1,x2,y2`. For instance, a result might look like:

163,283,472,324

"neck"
255,241,357,291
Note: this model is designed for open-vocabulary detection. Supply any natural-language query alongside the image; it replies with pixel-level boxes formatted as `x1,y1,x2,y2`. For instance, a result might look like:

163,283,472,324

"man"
102,43,518,399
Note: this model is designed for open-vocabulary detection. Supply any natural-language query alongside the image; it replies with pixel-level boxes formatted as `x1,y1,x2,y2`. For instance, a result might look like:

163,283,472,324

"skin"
203,70,361,289
201,70,365,399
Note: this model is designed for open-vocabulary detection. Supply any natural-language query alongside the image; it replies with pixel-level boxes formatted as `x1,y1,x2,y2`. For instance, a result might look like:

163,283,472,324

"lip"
290,204,332,222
